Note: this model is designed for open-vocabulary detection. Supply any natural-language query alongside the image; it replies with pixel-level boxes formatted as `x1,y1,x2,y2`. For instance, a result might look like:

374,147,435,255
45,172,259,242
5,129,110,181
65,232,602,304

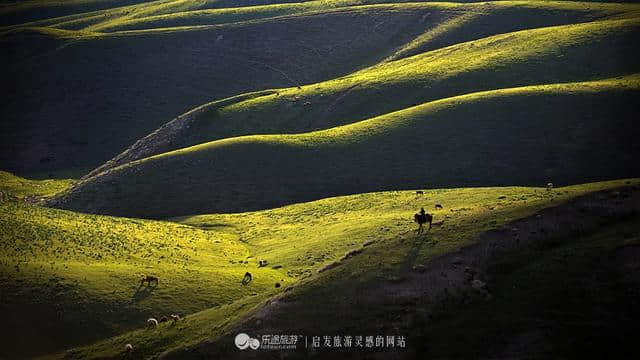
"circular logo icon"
235,333,250,350
249,337,260,350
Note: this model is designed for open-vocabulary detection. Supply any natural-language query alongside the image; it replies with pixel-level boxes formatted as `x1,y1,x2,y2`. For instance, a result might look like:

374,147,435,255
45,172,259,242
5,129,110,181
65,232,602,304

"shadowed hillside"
47,76,640,218
2,1,638,178
0,4,437,177
87,17,640,177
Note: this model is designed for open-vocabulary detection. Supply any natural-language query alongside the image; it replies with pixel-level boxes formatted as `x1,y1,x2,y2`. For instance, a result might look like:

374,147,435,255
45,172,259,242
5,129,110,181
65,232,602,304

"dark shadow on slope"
132,284,157,303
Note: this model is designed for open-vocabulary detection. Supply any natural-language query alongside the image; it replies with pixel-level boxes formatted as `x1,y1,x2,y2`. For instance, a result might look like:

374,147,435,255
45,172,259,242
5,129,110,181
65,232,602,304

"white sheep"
124,343,133,352
170,314,181,323
147,318,158,329
546,182,554,191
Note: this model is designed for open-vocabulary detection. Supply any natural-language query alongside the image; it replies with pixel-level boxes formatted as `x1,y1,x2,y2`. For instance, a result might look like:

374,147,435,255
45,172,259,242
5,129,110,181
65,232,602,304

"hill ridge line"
109,74,640,167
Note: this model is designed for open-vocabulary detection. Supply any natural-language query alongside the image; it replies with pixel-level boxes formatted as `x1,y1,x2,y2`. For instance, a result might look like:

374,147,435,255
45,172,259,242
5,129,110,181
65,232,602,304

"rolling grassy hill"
0,1,440,178
2,1,638,178
0,0,156,26
47,75,640,218
188,182,640,360
87,15,640,177
3,176,636,358
1,197,283,358
0,170,74,199
0,0,314,28
2,0,639,359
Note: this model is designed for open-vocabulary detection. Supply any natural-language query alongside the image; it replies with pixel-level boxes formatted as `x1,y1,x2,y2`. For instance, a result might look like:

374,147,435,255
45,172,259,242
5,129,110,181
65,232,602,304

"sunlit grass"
1,0,639,357
387,11,480,61
28,178,637,358
0,198,284,357
47,73,640,219
128,17,640,155
151,74,640,156
0,170,74,199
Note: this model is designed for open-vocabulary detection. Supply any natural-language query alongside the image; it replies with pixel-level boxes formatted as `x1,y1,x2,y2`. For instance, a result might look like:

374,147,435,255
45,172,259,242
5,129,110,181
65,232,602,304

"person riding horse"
414,207,433,233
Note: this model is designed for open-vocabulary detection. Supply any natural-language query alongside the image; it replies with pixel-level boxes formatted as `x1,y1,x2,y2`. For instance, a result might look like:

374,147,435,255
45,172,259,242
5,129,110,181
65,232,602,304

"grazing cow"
416,190,424,195
435,204,443,210
140,275,159,286
414,208,433,233
242,272,252,285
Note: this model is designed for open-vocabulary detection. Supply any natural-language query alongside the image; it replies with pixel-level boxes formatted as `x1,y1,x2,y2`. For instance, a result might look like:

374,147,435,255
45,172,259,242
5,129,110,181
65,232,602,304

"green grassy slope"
89,16,640,176
1,1,639,358
0,0,157,26
3,1,637,178
0,199,281,358
76,1,616,33
36,179,639,359
0,0,316,29
47,76,640,218
62,0,375,32
0,176,522,356
0,170,74,199
1,3,448,178
184,182,640,360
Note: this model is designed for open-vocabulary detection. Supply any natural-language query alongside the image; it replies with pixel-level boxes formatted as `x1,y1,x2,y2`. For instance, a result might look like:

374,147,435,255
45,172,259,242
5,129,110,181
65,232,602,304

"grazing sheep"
435,204,443,210
242,272,252,285
147,318,158,328
124,344,133,352
140,275,159,286
159,316,168,323
170,314,181,323
547,182,554,191
258,260,268,267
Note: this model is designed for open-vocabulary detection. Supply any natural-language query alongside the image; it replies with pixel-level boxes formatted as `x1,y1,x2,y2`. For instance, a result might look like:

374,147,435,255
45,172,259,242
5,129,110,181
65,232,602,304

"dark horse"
414,209,433,234
140,275,159,286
